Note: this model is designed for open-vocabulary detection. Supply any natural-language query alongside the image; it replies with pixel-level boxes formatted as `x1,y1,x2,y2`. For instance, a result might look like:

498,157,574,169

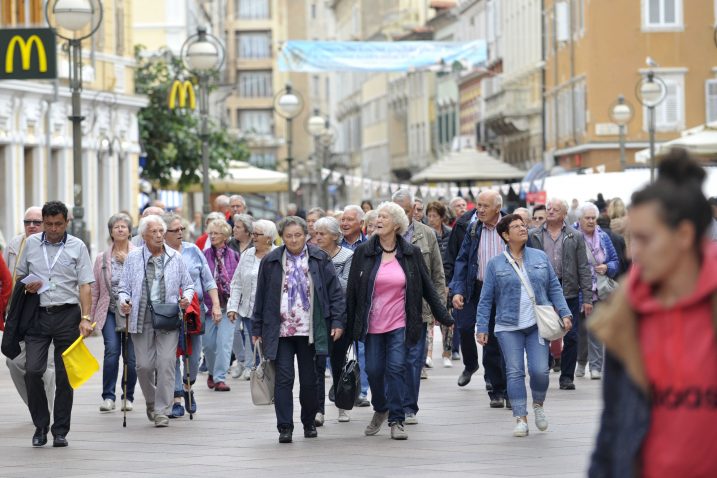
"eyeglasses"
509,224,527,230
167,227,186,233
24,220,42,226
251,232,264,237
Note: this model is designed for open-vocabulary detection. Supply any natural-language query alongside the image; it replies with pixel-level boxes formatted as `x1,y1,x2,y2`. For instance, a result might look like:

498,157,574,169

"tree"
134,45,248,190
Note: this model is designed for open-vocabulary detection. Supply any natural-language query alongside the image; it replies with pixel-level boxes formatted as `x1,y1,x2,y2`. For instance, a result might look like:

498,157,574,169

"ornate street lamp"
636,71,667,182
274,85,304,203
46,0,103,247
609,95,634,171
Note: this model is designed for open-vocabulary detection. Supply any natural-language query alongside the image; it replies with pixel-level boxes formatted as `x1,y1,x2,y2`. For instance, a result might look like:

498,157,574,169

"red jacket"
0,254,11,327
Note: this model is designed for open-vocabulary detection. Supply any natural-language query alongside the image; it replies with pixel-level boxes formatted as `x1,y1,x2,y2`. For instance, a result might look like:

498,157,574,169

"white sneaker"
404,413,418,425
443,357,453,368
241,368,252,381
575,364,586,378
230,364,244,379
338,409,351,423
121,401,134,412
513,418,529,437
590,369,602,380
425,357,433,368
99,399,116,413
314,412,325,427
533,404,548,431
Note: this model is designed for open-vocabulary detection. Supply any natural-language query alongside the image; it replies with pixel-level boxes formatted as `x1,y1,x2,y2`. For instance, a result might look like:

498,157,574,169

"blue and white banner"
278,40,487,73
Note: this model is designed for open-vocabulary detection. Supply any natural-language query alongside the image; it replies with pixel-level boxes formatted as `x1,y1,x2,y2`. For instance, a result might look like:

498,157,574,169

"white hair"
24,206,42,218
577,202,600,219
479,190,503,208
205,211,225,225
547,197,569,213
229,194,246,207
343,204,365,222
449,196,466,207
377,201,410,235
138,214,167,236
391,188,414,204
314,216,342,245
253,219,277,243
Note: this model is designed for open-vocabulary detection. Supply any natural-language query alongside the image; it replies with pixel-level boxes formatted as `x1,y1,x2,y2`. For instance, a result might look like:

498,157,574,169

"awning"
165,162,288,194
411,149,525,184
635,122,717,163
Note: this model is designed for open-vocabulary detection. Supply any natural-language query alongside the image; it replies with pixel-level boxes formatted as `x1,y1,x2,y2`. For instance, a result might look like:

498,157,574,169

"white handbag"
503,252,567,341
249,341,275,406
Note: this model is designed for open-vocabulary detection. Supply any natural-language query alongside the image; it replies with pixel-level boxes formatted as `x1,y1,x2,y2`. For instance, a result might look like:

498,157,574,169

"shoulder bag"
143,252,181,331
585,245,618,301
335,341,361,410
503,252,567,341
250,340,275,405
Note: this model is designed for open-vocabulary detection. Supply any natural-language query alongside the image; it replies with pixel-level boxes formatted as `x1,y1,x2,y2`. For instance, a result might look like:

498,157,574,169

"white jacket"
227,246,275,318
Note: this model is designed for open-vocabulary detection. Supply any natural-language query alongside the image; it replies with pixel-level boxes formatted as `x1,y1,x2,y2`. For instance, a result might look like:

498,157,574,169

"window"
311,3,316,19
238,71,272,97
115,0,125,55
643,74,685,132
249,152,277,169
643,0,682,30
236,32,272,59
706,79,717,123
238,110,273,135
236,0,270,19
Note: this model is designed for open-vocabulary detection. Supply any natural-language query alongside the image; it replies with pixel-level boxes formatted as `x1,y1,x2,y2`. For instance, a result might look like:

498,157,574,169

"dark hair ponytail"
631,148,711,247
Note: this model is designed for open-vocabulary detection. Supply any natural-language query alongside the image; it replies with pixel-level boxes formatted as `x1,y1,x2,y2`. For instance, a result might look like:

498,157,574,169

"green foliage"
134,45,248,190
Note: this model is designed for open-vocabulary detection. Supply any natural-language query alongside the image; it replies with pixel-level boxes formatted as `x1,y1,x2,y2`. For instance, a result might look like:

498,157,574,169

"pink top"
368,259,407,334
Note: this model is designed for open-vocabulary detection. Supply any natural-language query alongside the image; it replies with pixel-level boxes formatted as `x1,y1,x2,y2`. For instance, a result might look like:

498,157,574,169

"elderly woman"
346,202,453,440
118,215,194,427
252,216,346,444
476,214,572,437
163,213,220,418
306,207,326,246
364,210,378,237
202,220,240,392
91,213,137,413
575,203,620,380
227,214,254,255
228,219,278,381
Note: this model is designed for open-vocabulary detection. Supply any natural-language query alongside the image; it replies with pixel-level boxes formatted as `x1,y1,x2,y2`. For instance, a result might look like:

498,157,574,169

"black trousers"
274,336,317,431
24,305,80,437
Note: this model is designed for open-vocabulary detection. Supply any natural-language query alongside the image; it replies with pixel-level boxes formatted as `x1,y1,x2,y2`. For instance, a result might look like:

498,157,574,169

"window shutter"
706,80,717,123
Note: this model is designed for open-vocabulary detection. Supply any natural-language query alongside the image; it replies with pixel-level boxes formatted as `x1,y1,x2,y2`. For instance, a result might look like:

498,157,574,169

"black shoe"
489,397,505,408
559,378,576,390
552,358,562,372
328,384,335,403
303,425,318,438
52,435,68,447
457,368,477,387
32,427,48,447
505,397,512,410
278,426,293,444
355,396,370,407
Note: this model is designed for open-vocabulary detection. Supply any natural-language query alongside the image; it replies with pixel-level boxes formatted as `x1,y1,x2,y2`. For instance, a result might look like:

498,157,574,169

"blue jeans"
357,341,369,396
365,327,407,425
174,334,201,397
403,325,427,415
496,325,549,418
101,311,136,402
232,316,254,368
202,310,235,382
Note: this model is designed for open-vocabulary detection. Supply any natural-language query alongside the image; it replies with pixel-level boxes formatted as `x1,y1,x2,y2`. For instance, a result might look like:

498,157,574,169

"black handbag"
334,341,361,410
143,253,181,331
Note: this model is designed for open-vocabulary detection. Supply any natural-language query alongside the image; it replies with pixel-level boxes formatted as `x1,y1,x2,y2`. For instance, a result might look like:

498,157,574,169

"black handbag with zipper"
143,252,181,331
334,341,361,410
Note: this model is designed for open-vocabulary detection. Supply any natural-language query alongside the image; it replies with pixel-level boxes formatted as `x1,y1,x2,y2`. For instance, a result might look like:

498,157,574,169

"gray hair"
142,206,164,218
314,216,342,245
107,213,132,239
577,202,600,219
343,204,365,222
233,214,254,234
162,212,183,228
377,201,410,235
364,209,378,224
277,216,308,236
214,195,230,207
24,206,42,218
449,196,466,208
480,190,503,208
229,194,246,207
391,188,414,204
547,198,569,213
307,207,326,218
208,219,232,238
138,214,166,236
253,219,277,243
205,211,225,226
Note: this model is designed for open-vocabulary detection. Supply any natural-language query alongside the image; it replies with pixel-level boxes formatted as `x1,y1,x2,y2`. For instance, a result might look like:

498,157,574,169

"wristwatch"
81,315,91,322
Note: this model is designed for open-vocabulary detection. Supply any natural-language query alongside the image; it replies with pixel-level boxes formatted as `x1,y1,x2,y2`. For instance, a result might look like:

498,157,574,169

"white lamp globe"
278,93,302,117
640,80,664,108
53,0,93,32
185,39,220,71
308,115,325,136
611,103,632,125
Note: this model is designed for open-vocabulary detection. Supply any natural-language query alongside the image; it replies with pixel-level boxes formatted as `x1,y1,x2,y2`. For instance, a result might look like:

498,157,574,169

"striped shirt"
477,216,504,282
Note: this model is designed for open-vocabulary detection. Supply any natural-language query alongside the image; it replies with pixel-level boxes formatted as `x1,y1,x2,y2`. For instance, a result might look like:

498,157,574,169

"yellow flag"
62,335,100,389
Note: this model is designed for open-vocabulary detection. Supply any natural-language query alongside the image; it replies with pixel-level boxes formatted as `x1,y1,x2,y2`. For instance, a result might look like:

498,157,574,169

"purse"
585,246,618,300
143,253,181,331
504,252,567,341
250,340,275,406
334,341,361,410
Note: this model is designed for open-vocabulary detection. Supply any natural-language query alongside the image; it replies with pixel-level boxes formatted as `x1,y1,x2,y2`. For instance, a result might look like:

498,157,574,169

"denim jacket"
475,247,571,334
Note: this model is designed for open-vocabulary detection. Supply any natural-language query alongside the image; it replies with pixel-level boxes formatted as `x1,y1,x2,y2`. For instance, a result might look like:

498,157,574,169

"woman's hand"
476,333,488,346
595,264,608,275
562,316,573,332
331,328,344,342
179,297,190,310
212,306,223,324
120,300,132,316
228,311,237,322
252,336,261,345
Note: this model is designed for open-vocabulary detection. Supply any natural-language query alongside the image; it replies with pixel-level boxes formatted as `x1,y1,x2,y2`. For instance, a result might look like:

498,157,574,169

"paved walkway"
0,331,601,477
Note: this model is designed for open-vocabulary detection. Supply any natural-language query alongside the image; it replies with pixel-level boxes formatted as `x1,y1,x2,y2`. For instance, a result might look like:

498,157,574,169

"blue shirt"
178,241,216,302
341,232,366,251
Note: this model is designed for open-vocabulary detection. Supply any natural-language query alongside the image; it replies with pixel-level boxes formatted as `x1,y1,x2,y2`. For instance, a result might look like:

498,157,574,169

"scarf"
579,225,606,299
213,246,231,305
286,247,310,312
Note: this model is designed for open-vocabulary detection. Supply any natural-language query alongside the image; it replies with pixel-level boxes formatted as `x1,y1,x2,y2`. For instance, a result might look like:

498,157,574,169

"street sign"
0,28,57,80
168,79,196,110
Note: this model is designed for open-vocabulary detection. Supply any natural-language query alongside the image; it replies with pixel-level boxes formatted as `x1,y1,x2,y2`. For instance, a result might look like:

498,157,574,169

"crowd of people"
0,150,716,476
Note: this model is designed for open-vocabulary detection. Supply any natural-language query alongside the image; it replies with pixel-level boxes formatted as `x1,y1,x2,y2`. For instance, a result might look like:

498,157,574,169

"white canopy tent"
166,161,289,194
635,122,717,163
411,149,525,183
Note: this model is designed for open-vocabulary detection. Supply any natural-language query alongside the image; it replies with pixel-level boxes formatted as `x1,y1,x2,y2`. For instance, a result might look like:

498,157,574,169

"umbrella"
635,122,717,163
411,149,525,183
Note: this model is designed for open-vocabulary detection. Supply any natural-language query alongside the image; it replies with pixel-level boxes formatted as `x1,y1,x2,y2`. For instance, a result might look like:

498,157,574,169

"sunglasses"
24,220,43,226
167,227,186,233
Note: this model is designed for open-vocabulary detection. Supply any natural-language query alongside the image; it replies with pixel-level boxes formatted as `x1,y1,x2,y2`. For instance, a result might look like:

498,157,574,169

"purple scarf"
286,248,310,312
578,226,605,299
213,246,232,305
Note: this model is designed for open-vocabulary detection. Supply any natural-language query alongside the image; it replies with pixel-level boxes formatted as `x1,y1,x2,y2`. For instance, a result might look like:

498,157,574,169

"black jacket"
444,209,475,285
346,235,453,345
1,282,39,359
252,244,346,361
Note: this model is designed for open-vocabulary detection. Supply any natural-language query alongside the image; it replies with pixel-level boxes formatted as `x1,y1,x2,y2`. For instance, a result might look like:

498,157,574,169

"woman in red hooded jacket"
588,149,717,478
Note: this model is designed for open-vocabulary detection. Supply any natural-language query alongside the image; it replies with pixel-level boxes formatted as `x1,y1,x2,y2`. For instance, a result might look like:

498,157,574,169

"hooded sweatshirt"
628,242,717,478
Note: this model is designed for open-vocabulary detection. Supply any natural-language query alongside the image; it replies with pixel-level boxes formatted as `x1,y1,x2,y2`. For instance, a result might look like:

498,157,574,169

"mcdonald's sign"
0,28,57,80
168,80,197,110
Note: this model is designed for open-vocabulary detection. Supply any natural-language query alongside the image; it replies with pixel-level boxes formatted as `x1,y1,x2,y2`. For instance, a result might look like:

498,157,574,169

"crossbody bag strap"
142,251,154,311
503,251,536,304
10,236,26,285
584,243,598,266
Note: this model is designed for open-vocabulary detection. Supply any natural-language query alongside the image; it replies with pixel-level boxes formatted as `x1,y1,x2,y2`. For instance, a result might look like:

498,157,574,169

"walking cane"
122,309,129,428
180,304,193,420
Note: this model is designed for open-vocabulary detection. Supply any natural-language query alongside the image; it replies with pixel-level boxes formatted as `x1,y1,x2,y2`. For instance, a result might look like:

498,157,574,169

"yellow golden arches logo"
5,35,47,74
168,80,196,110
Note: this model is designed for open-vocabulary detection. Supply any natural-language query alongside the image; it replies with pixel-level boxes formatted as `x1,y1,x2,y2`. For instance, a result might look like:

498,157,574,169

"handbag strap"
142,254,155,311
503,251,537,305
584,242,598,266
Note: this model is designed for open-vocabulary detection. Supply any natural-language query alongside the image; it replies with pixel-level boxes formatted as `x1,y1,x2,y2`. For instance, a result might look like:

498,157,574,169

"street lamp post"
46,0,103,246
609,95,633,171
318,124,336,210
274,85,304,204
636,71,666,182
307,110,326,207
181,27,225,224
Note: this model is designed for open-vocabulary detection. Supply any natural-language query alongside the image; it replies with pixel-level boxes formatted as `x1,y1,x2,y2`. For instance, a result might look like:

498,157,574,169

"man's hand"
562,316,573,332
331,328,344,342
582,303,593,316
79,320,94,338
476,333,488,346
24,281,43,294
452,294,465,310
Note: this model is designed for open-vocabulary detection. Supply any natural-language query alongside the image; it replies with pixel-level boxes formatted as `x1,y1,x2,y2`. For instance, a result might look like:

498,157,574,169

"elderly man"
392,189,446,424
448,197,468,227
17,201,94,447
226,195,246,227
528,198,593,390
413,198,426,224
449,190,507,408
4,206,56,416
340,205,366,251
132,206,165,247
214,195,231,216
